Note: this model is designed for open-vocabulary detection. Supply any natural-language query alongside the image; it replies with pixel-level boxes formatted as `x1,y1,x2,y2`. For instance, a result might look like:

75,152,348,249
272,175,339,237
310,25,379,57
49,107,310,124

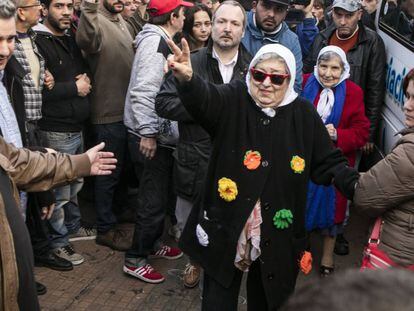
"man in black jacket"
34,0,92,266
155,1,251,288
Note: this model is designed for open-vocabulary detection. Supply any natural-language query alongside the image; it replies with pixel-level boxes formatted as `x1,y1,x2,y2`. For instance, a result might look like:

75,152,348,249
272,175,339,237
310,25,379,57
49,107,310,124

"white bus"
375,0,414,154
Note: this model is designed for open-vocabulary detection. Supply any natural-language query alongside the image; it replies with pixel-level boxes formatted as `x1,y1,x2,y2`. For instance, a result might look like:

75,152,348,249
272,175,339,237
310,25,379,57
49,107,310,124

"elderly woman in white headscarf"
302,46,369,277
167,39,359,310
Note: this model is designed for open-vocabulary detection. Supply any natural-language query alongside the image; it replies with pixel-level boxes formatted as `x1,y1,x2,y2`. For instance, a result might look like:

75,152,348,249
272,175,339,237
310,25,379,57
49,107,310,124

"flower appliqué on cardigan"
299,251,312,275
243,150,262,170
273,209,293,229
218,177,238,202
290,155,305,174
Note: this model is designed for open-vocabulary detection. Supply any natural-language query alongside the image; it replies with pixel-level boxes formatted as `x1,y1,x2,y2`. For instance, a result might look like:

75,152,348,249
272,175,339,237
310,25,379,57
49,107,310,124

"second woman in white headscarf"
302,45,370,277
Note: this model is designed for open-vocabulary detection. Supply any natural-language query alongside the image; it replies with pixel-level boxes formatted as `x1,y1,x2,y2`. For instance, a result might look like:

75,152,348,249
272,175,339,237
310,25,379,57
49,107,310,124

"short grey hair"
254,52,290,75
317,51,345,70
213,0,247,28
0,0,16,19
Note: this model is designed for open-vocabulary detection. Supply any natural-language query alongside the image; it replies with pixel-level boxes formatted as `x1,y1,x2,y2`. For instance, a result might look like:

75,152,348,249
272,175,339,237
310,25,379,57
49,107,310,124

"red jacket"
303,73,370,223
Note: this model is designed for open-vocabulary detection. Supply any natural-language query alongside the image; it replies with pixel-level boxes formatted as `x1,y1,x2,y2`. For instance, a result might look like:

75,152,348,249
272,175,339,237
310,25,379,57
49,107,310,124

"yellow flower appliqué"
218,177,238,202
290,155,305,174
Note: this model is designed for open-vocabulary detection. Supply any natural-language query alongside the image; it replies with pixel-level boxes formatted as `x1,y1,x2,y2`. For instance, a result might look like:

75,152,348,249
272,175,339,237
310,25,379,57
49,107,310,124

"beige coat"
0,137,90,310
354,128,414,266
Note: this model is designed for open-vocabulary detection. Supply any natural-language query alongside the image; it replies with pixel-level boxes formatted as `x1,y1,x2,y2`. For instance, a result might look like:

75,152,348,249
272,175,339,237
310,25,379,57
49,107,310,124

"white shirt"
212,48,238,84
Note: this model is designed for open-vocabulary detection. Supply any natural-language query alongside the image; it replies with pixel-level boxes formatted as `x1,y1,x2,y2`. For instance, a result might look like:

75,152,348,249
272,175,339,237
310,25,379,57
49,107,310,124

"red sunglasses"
250,67,290,86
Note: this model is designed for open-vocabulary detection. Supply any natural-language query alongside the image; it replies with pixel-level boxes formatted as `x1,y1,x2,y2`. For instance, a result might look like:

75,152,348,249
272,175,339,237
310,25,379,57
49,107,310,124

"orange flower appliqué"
243,150,262,170
218,177,238,202
299,251,312,275
290,155,305,174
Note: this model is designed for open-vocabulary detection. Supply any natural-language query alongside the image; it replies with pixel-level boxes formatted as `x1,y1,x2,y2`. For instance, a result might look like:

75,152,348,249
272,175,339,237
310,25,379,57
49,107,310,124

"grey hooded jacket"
124,23,178,146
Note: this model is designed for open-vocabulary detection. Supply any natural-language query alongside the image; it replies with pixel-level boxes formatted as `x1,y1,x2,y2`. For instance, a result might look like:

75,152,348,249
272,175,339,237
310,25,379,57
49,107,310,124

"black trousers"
93,122,127,233
202,260,269,311
126,145,175,258
25,193,50,256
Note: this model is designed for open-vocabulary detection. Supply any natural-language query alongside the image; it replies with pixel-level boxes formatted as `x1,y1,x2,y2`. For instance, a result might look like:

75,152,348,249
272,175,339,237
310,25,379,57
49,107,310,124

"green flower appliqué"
273,209,293,229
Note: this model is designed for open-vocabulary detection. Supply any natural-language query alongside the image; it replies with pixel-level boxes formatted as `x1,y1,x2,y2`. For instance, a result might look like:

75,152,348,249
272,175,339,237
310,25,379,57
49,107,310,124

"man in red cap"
123,0,192,284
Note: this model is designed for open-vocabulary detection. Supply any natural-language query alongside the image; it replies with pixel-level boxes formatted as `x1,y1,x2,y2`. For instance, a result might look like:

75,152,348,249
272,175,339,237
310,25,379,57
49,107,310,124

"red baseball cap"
147,0,194,17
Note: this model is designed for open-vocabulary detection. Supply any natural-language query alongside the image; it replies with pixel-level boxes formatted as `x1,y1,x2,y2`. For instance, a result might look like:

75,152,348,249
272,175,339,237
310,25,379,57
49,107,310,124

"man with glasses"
14,0,53,146
242,0,303,92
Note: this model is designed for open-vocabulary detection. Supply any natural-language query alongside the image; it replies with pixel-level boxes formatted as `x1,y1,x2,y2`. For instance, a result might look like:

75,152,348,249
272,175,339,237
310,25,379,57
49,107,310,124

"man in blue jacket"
242,0,303,92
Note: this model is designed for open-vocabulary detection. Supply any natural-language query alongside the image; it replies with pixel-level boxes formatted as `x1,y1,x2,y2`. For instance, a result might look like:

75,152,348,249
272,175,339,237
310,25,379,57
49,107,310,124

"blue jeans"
40,131,83,249
93,122,126,233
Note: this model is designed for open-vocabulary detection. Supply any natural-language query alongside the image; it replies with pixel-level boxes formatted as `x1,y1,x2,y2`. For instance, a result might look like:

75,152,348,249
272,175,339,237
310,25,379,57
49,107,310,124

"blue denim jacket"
296,17,319,60
242,11,303,92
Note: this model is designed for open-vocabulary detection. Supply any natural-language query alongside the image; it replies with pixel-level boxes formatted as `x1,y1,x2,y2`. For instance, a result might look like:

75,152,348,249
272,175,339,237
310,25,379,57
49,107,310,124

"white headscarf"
246,44,298,117
313,46,350,123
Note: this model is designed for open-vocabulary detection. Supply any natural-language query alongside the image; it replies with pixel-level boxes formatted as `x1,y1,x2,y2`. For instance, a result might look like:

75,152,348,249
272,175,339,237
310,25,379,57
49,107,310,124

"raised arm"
76,0,103,54
167,39,238,136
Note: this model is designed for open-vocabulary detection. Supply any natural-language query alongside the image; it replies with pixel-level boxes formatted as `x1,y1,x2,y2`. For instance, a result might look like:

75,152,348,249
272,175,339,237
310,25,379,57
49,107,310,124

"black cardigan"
178,75,357,310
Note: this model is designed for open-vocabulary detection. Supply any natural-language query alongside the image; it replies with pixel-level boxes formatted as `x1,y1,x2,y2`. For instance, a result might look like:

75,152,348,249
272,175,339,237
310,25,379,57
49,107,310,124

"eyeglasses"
250,67,290,86
18,1,41,9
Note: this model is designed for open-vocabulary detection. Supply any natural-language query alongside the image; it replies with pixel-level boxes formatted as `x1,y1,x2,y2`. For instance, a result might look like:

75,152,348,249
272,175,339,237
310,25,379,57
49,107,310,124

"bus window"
380,0,414,46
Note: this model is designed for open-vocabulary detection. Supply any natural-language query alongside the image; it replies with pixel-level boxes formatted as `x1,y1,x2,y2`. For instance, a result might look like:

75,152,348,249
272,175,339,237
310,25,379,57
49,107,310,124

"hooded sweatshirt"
124,23,178,147
242,11,303,92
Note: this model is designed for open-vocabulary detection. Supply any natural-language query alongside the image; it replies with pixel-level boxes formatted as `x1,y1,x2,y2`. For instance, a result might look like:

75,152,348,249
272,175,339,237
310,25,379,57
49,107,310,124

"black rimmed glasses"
18,1,41,9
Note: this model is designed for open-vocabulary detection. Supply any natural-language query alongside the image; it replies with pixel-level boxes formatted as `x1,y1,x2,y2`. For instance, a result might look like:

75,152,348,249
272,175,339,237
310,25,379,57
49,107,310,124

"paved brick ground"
36,206,369,310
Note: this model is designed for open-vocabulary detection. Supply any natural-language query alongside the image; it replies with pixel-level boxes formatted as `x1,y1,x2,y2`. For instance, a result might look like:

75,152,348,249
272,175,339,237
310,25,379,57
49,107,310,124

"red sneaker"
150,245,183,260
123,264,165,284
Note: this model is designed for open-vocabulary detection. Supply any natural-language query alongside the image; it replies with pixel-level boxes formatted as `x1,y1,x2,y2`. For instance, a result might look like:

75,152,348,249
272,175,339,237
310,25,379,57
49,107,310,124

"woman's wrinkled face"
249,58,290,108
317,55,344,88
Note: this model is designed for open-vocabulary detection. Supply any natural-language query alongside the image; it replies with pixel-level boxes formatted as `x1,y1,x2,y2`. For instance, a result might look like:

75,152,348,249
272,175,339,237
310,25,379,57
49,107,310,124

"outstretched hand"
166,38,193,83
85,142,117,176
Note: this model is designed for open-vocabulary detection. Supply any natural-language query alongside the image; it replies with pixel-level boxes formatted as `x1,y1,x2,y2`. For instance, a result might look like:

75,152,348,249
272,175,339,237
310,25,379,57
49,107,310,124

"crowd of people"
0,0,413,309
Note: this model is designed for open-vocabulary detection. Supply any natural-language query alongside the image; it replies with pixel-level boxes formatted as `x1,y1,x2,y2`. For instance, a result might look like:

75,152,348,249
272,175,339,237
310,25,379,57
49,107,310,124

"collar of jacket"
16,27,37,43
99,5,121,22
4,56,26,80
320,21,370,45
36,29,72,55
206,40,251,72
245,11,288,41
398,127,414,136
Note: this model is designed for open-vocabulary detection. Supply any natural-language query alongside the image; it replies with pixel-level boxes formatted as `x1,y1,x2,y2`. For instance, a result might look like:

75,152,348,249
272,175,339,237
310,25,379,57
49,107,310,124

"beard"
47,15,70,32
103,0,124,13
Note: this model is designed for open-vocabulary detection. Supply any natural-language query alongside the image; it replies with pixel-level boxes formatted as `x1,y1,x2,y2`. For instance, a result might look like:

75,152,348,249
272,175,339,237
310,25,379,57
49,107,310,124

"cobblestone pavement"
36,207,370,311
